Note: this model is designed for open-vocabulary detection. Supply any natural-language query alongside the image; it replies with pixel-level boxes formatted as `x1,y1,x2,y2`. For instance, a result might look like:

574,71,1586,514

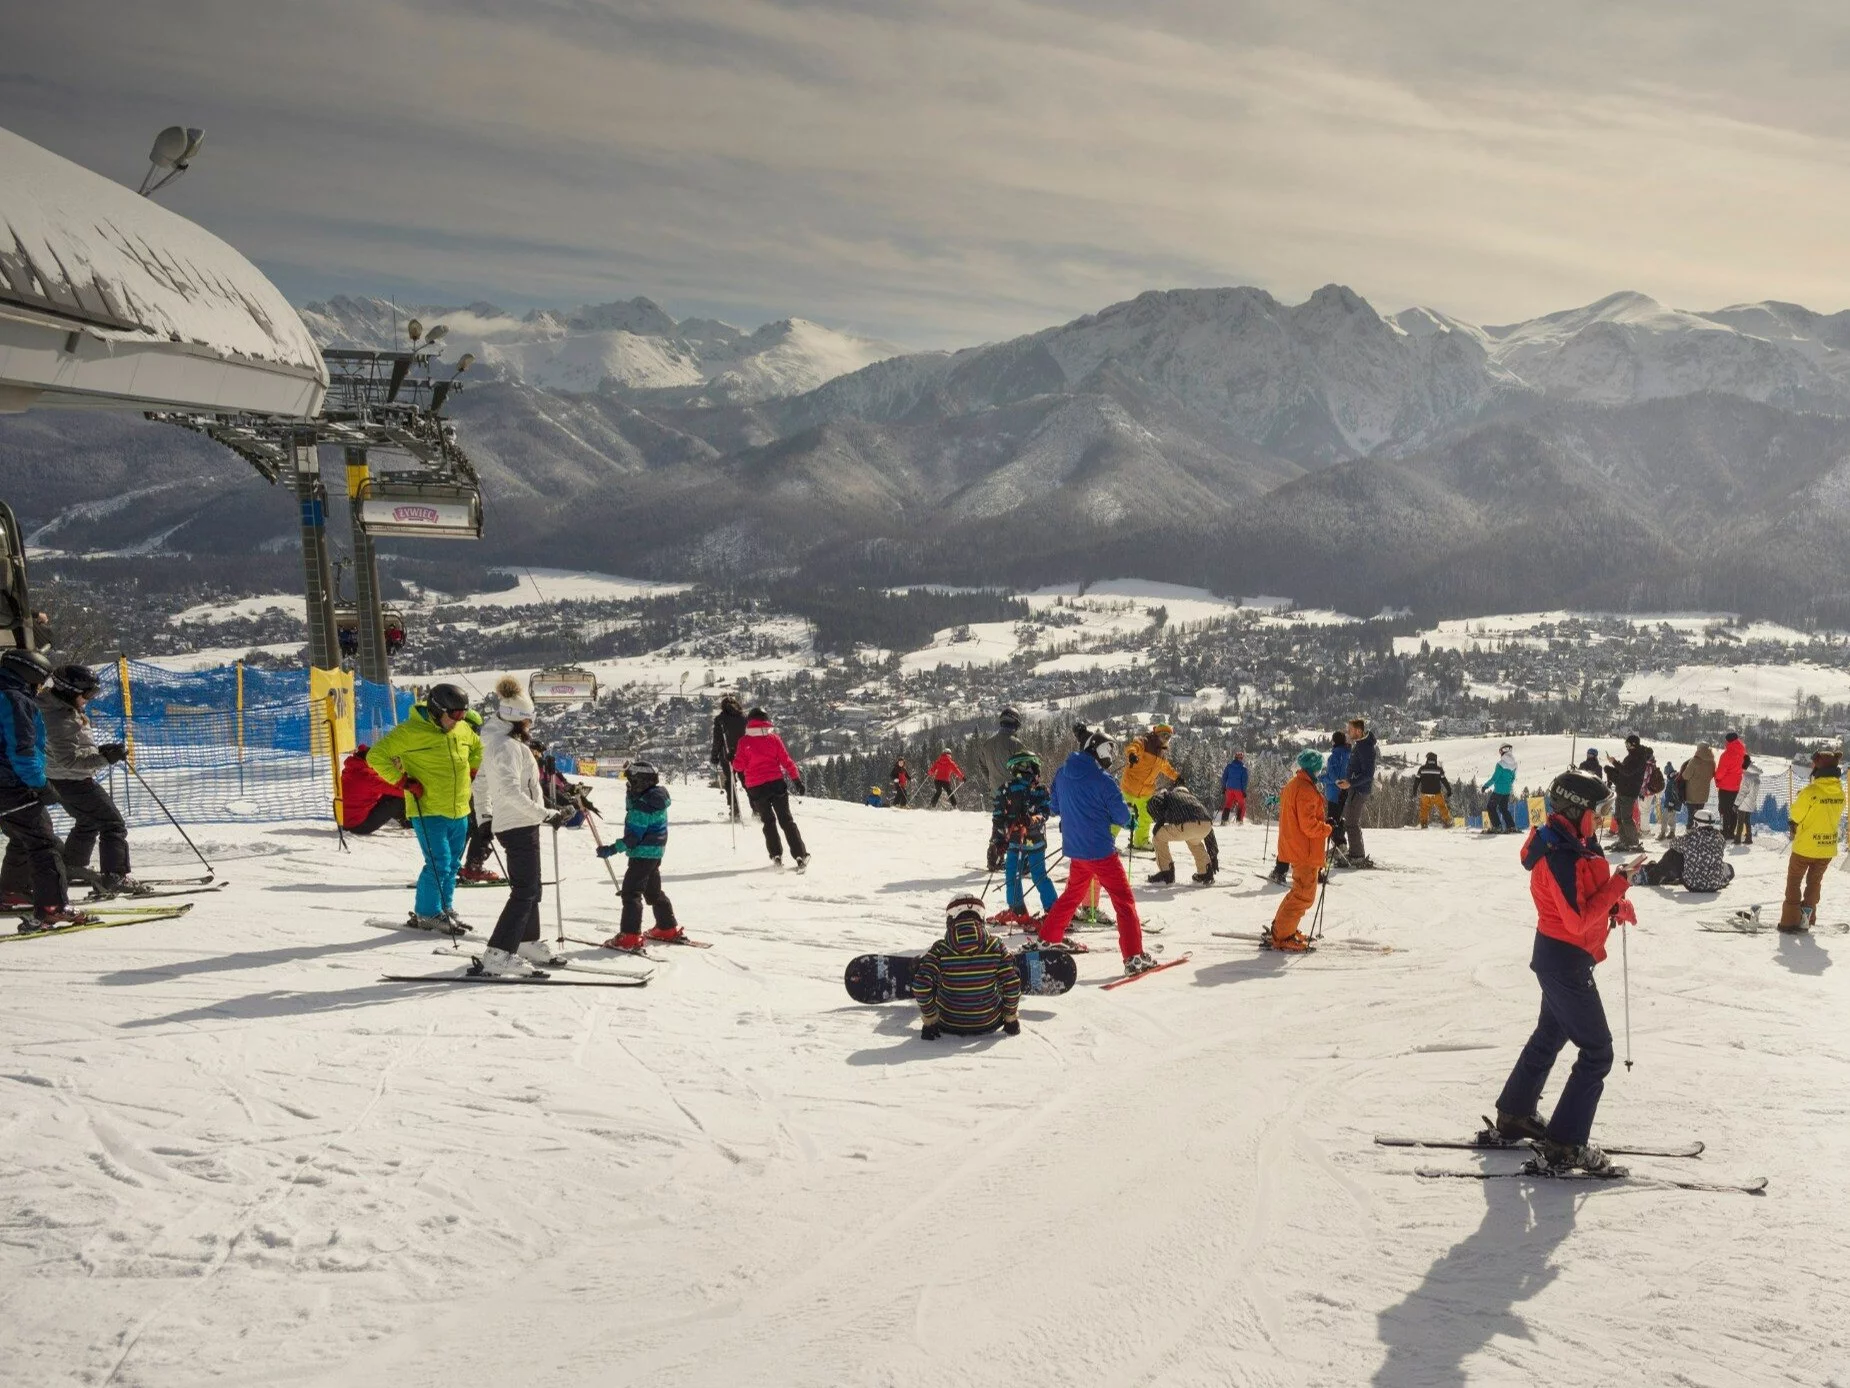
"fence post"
117,655,135,816
236,660,247,797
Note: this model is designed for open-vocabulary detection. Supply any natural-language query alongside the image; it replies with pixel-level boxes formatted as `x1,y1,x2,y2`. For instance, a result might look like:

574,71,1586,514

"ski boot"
1123,952,1160,975
458,866,504,884
1035,936,1089,954
769,855,784,870
602,932,648,954
1800,906,1816,931
1191,871,1216,885
0,891,32,910
646,926,690,945
518,939,566,966
1489,1110,1549,1144
93,873,152,898
1146,867,1175,885
473,947,541,977
1533,1140,1618,1176
440,909,471,936
408,912,463,934
794,855,810,873
1267,865,1290,885
21,906,104,932
1268,932,1312,953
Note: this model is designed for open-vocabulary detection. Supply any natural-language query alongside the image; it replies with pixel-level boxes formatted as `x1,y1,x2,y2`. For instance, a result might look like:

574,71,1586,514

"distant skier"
1713,732,1747,840
973,707,1026,868
1036,726,1157,976
913,895,1022,1040
1780,751,1844,932
0,649,98,930
1490,770,1635,1174
1220,751,1249,825
1482,744,1518,834
1733,755,1760,845
1336,718,1379,867
38,664,138,894
733,707,809,869
1324,729,1351,854
1270,750,1331,951
1415,752,1454,828
340,743,407,835
927,748,965,808
1118,724,1179,849
474,678,559,976
1657,757,1684,841
990,751,1056,926
366,682,482,932
890,757,911,808
710,693,748,822
596,759,688,950
1146,778,1219,885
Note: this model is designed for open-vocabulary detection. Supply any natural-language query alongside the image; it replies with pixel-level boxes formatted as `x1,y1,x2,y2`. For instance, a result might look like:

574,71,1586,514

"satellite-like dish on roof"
139,126,204,196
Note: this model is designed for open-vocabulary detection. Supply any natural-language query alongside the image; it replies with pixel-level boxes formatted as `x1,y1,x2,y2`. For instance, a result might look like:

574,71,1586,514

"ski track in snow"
0,802,1843,1386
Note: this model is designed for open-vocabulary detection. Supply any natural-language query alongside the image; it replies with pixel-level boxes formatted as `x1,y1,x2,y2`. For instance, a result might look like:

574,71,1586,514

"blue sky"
9,1,1850,348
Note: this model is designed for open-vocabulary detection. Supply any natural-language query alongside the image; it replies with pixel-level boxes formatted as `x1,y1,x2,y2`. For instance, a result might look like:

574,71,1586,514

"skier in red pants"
1036,726,1157,976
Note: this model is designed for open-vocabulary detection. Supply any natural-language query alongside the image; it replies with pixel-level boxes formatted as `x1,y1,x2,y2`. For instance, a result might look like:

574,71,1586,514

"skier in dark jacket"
710,694,748,822
1337,719,1379,866
1147,779,1220,885
0,650,96,929
1220,752,1249,824
1323,730,1351,854
1579,747,1603,778
1602,735,1652,852
890,757,911,808
596,760,686,950
1415,752,1454,828
913,895,1022,1038
990,751,1056,925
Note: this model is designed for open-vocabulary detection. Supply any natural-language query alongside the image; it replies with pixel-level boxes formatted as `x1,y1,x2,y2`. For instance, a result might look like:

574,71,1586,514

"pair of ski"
1378,1129,1766,1195
2,900,196,941
78,878,226,903
1211,930,1393,954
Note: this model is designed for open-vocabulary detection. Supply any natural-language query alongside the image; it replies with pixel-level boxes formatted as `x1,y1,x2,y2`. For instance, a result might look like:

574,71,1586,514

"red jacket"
341,745,403,828
732,717,801,789
1522,814,1630,962
930,753,964,783
1714,739,1746,793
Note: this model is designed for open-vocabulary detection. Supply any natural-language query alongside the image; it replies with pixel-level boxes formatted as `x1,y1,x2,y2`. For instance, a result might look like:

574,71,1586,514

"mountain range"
12,283,1850,623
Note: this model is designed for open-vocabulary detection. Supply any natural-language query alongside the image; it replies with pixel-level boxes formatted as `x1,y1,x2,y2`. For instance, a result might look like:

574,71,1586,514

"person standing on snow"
990,751,1056,926
972,708,1026,869
913,895,1023,1040
1482,744,1519,834
1680,742,1717,829
1713,732,1747,840
1323,729,1351,853
1220,751,1249,825
367,682,482,932
1269,749,1332,951
733,707,809,869
1780,751,1844,932
1733,755,1760,845
0,650,98,930
596,759,689,949
1602,734,1653,852
710,694,748,823
1146,778,1219,885
1118,723,1180,850
38,664,138,895
1036,726,1158,976
1337,717,1379,867
890,756,911,808
1490,770,1636,1174
1415,753,1454,828
927,748,965,808
473,678,561,976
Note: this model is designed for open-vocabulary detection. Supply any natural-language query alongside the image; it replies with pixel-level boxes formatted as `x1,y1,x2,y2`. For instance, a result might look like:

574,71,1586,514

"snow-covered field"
1396,611,1827,656
1620,664,1850,721
460,570,691,609
2,794,1842,1386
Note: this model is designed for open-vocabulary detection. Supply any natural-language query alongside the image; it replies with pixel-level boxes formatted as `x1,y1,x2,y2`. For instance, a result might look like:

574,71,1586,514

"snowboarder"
596,759,687,950
1491,770,1635,1174
38,664,137,894
1337,718,1378,867
1324,729,1351,853
1680,742,1717,827
890,757,911,808
1714,732,1747,840
1118,723,1179,849
973,707,1026,869
1036,726,1157,975
733,707,809,868
927,748,965,808
1780,751,1844,932
990,751,1056,925
0,649,97,930
1220,751,1249,825
366,682,482,932
1415,752,1454,828
1733,755,1760,845
1482,744,1519,834
340,742,407,835
710,694,748,822
1602,734,1652,852
474,679,560,976
1147,777,1219,885
913,895,1023,1039
1271,749,1331,951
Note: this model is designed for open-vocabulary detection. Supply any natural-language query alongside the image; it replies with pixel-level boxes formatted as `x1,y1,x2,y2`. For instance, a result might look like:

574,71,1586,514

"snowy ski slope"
0,776,1841,1386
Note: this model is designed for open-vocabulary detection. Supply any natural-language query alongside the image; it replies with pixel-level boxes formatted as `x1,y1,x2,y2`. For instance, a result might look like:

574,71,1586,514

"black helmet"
0,648,52,690
51,664,100,698
1547,770,1611,820
626,760,659,794
999,706,1022,731
425,683,470,715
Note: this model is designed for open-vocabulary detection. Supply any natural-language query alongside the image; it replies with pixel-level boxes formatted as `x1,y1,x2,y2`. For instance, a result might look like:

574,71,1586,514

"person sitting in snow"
1146,777,1219,886
864,784,886,808
341,742,407,835
596,759,689,951
990,751,1056,927
913,895,1022,1040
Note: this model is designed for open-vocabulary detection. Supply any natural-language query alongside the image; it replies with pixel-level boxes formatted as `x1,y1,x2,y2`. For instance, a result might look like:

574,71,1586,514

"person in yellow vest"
1781,751,1845,932
1118,724,1179,850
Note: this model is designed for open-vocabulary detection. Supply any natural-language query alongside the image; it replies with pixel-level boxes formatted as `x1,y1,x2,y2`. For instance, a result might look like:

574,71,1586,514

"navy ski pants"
1496,931,1614,1147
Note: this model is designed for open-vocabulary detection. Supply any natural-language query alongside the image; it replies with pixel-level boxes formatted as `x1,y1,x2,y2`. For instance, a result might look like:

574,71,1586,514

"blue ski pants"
1496,931,1614,1146
412,814,469,918
1006,841,1057,915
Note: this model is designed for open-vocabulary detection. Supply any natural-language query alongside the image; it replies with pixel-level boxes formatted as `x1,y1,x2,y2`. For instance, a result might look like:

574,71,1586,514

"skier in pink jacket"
732,708,810,870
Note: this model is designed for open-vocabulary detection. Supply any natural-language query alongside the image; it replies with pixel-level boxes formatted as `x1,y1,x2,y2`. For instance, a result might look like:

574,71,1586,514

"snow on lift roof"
0,124,326,417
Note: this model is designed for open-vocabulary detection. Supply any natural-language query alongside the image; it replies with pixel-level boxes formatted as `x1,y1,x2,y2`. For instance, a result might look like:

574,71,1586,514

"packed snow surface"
0,772,1840,1385
1620,664,1850,720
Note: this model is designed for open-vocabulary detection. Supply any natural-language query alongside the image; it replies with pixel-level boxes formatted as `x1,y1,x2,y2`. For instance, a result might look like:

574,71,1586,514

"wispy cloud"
8,0,1850,346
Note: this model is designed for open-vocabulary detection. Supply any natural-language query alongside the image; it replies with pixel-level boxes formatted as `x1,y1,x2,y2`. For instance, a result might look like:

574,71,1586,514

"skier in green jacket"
367,684,482,930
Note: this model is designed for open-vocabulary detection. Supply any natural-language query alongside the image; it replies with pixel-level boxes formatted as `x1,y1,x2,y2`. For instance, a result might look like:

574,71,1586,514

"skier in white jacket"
476,677,561,975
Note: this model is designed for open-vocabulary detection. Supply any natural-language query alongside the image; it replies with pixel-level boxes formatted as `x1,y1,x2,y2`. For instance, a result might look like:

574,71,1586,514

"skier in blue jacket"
1037,725,1158,975
1337,719,1379,867
1323,730,1352,855
1220,752,1249,824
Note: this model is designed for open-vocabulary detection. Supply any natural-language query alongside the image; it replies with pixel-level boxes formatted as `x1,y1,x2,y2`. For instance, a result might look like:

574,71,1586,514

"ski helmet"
1006,749,1041,777
945,894,986,929
626,760,659,794
0,648,52,690
999,706,1022,732
1084,730,1115,767
50,663,100,698
748,706,768,721
1297,748,1324,776
425,683,470,715
1546,770,1611,820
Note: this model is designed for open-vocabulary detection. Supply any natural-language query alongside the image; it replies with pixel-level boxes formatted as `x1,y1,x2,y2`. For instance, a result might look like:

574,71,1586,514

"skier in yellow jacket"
1781,751,1845,932
1118,724,1179,849
367,684,483,931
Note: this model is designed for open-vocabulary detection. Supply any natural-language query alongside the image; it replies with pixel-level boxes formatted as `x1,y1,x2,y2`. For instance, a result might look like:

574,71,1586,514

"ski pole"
125,761,215,877
1619,906,1633,1071
552,821,565,947
1309,868,1329,941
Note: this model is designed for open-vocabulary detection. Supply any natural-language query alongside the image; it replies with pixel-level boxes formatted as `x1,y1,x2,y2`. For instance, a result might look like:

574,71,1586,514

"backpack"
1644,762,1665,796
1664,773,1684,811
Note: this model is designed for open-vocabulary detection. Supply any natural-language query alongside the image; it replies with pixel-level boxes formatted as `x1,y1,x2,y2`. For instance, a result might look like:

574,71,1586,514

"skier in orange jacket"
1271,749,1333,951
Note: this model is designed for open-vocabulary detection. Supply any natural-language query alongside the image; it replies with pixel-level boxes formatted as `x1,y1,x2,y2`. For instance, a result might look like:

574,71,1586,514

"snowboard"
1699,907,1847,934
843,948,1078,1004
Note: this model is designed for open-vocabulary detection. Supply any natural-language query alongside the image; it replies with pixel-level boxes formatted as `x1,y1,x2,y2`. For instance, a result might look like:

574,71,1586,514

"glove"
920,1022,941,1041
596,842,625,859
98,743,128,765
1613,900,1638,927
402,779,425,799
36,785,61,806
792,779,806,796
1002,1019,1021,1036
545,811,567,828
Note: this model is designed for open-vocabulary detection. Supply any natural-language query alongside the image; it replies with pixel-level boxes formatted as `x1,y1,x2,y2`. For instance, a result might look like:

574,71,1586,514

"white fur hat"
494,675,536,723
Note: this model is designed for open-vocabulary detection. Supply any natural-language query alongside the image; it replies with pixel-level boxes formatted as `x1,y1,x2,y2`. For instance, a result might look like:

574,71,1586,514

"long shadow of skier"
1372,1176,1579,1386
1775,930,1831,976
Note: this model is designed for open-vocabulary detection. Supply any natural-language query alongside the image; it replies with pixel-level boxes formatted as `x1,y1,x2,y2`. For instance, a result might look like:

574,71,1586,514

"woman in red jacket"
928,748,965,808
731,708,810,869
340,743,407,834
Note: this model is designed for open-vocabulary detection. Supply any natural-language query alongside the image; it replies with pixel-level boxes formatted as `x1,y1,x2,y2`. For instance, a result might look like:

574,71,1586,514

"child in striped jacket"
596,760,687,950
912,895,1023,1039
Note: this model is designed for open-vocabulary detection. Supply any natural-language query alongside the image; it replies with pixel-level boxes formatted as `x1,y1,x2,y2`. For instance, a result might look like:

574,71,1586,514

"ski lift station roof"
0,125,326,418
